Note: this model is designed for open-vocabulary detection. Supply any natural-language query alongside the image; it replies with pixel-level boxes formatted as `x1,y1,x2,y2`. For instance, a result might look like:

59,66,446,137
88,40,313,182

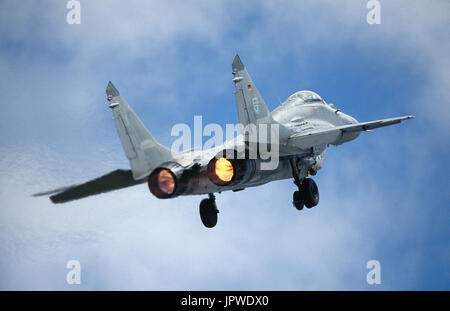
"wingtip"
49,195,59,204
232,54,244,71
106,81,120,98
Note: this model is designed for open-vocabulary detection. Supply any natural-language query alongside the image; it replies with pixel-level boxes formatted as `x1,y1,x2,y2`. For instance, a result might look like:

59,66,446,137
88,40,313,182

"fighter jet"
34,55,414,228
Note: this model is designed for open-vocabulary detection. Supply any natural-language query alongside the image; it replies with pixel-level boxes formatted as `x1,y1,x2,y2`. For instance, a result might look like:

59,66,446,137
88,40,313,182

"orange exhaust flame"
207,157,235,186
215,158,234,183
157,169,175,195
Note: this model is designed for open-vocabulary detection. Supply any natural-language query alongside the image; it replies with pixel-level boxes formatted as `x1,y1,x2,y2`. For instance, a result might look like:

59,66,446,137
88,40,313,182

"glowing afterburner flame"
215,158,234,183
157,169,175,195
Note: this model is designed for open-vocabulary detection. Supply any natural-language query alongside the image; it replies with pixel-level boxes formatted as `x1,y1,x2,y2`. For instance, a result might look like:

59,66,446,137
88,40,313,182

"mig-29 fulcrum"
34,55,414,228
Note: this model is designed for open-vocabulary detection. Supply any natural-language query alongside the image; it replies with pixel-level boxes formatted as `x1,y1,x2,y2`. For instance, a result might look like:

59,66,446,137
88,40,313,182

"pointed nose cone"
232,54,245,72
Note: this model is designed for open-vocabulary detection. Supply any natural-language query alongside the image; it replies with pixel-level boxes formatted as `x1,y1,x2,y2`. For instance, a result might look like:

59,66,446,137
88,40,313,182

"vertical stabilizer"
232,55,288,143
106,82,172,180
232,55,272,128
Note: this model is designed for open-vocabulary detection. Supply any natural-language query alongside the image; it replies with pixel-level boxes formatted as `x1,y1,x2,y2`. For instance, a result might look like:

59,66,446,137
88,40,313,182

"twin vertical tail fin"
106,82,172,180
232,54,288,144
107,55,281,179
232,55,272,128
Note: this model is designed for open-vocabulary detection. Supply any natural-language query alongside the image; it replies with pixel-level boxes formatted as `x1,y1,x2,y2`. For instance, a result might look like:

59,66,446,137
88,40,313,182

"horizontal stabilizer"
33,169,145,204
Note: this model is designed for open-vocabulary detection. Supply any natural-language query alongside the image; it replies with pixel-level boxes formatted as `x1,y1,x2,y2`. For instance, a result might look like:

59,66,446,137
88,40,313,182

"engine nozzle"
207,157,235,186
148,162,188,199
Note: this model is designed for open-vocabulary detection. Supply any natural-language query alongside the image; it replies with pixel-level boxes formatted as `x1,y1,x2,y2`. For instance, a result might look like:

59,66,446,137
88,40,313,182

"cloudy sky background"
0,0,449,290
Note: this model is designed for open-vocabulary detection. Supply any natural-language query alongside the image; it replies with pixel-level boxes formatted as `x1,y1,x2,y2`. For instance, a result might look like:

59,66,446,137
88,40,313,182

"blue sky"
0,0,449,290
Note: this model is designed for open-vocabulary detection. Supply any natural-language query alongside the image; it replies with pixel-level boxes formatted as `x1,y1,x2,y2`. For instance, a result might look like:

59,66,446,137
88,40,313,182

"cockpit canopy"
285,90,325,105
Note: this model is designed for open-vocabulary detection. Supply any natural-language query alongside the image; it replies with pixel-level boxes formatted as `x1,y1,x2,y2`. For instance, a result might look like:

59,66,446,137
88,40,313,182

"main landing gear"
292,178,319,210
199,193,219,228
290,158,320,211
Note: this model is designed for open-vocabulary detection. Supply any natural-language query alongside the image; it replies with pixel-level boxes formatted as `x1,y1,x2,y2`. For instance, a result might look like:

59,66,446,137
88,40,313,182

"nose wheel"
200,193,219,228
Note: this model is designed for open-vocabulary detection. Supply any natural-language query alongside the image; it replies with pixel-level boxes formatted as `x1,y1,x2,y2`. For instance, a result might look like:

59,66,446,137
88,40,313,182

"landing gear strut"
199,193,219,228
290,158,320,210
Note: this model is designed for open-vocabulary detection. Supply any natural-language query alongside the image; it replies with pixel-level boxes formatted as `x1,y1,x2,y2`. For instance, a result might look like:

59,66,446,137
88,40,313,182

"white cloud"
1,0,448,133
0,135,432,290
0,0,448,290
256,0,450,131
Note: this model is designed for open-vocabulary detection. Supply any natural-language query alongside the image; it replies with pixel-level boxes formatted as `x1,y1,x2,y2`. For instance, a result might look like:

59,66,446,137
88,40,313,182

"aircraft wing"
33,169,145,204
289,115,415,149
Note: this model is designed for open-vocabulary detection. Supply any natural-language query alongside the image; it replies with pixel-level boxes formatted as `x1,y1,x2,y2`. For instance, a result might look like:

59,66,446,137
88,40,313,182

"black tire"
199,199,218,228
302,178,319,208
293,190,304,211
